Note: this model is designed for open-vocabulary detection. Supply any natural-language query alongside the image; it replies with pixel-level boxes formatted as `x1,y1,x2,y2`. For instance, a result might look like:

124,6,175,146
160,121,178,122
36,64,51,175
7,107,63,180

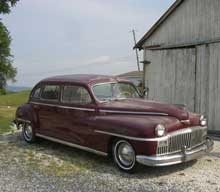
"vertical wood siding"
144,43,220,131
145,48,196,112
194,43,220,130
195,45,209,115
143,0,220,47
207,43,220,131
142,0,220,130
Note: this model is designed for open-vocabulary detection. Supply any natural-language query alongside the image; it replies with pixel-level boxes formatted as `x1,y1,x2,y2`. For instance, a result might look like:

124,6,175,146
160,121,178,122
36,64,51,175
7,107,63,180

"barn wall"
207,43,220,131
144,42,220,131
196,43,220,131
144,48,196,112
143,0,220,47
195,45,210,115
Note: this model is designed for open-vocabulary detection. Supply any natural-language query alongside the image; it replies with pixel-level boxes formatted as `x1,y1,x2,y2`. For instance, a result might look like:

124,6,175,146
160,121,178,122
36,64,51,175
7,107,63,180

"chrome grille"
156,126,207,156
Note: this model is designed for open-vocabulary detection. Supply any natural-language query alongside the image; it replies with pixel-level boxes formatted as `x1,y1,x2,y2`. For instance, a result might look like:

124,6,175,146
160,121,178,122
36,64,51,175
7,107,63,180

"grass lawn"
0,90,30,107
0,91,30,134
0,107,17,134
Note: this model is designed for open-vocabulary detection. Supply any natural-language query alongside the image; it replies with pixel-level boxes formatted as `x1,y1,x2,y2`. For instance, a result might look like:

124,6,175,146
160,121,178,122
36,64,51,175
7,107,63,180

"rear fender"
15,103,37,128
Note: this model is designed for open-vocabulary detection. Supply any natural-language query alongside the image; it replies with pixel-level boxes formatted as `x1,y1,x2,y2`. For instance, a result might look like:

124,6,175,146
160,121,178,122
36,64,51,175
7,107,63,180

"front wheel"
20,123,36,143
112,140,137,173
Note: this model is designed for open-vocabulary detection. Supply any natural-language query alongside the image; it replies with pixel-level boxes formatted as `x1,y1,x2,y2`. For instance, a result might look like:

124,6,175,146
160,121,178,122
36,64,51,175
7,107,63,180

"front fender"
93,114,183,156
94,114,181,138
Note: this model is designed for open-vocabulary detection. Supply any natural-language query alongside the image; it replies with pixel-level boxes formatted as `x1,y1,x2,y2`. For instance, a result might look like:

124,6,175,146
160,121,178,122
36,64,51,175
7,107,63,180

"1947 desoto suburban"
14,74,213,172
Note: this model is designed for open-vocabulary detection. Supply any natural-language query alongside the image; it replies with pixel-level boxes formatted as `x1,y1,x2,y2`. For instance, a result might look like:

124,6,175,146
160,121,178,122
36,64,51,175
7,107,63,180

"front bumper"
136,137,214,167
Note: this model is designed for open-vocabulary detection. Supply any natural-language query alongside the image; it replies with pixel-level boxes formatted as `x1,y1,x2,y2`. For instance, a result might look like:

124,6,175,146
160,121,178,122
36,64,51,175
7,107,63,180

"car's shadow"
8,133,201,179
207,152,220,158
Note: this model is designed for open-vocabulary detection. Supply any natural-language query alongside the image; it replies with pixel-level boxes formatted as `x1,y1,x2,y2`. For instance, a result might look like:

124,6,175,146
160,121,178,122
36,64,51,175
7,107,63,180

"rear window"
41,85,60,101
32,87,41,99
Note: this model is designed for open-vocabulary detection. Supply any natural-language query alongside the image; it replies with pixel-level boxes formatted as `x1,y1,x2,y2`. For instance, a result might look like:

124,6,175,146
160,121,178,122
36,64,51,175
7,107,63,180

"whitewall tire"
113,140,137,173
21,123,36,143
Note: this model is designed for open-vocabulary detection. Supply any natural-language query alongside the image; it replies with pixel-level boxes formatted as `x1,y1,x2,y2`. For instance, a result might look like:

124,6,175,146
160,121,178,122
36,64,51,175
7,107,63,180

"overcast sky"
2,0,175,87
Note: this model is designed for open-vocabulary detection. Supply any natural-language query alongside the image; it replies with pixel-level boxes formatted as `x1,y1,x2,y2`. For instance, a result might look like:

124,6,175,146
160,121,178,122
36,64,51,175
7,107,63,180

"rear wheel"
112,140,137,173
21,123,36,143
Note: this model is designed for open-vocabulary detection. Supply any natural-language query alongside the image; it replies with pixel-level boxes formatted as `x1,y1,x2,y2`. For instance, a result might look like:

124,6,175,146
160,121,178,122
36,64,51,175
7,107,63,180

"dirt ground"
0,132,220,192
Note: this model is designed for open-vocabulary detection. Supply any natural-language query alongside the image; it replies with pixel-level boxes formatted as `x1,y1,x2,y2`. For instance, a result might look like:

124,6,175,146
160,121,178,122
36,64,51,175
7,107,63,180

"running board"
36,133,108,156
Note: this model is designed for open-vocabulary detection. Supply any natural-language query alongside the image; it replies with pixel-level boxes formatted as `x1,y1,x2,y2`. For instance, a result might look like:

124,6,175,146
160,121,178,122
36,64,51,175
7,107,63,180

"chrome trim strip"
99,110,168,116
94,130,167,142
168,126,207,137
30,101,95,112
95,126,208,142
35,133,108,156
180,119,190,124
16,118,31,124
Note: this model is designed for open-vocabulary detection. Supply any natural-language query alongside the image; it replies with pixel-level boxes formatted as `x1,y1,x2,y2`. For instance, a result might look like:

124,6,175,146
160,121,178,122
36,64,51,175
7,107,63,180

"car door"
57,84,97,146
35,84,61,138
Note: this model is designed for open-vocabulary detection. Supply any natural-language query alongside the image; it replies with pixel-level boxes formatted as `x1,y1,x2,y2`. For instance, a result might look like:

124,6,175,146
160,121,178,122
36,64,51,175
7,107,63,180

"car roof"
40,74,131,86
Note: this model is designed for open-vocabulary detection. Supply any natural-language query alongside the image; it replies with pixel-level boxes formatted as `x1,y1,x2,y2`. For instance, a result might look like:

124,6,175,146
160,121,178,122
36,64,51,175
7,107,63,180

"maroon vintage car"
14,74,213,172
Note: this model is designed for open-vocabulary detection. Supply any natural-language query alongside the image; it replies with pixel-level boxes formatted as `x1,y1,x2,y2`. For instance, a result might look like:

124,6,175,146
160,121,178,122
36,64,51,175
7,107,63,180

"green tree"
0,0,19,93
0,0,19,14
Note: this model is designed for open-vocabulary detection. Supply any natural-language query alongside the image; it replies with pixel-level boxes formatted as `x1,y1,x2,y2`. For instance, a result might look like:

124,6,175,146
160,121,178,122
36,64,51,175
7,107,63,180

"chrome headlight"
155,124,166,137
200,115,207,126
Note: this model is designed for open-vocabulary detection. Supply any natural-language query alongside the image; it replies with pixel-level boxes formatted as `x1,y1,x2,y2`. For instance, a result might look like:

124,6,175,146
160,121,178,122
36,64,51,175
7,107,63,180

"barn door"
206,43,220,131
194,44,220,131
144,48,196,112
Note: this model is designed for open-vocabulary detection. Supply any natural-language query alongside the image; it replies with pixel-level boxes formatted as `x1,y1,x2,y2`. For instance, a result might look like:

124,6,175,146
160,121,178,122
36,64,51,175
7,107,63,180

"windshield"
92,82,140,101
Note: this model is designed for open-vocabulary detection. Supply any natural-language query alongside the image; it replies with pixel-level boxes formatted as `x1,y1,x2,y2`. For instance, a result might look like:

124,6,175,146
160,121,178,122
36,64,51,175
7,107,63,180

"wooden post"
132,29,140,72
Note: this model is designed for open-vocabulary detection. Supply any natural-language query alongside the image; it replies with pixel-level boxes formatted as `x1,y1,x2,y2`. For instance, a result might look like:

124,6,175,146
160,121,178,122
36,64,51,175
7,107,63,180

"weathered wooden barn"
135,0,220,132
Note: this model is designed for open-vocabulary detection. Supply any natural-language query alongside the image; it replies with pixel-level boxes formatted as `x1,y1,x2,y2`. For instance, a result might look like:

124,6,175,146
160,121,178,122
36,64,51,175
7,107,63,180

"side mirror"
173,104,186,110
143,87,149,98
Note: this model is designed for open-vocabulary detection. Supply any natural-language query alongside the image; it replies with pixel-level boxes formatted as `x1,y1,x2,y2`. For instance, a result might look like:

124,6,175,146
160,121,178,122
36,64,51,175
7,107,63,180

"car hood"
98,98,189,121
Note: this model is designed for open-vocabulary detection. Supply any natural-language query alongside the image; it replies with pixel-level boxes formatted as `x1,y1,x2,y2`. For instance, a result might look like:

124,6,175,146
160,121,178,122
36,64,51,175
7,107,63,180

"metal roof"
40,74,130,85
134,0,184,50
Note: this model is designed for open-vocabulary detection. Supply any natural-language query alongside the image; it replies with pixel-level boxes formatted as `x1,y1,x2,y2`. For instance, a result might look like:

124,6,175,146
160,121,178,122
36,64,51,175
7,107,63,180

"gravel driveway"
0,133,220,192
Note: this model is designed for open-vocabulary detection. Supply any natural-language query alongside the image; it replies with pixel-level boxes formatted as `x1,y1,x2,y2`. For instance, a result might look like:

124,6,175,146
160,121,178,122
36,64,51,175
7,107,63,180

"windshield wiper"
110,97,126,101
100,97,126,102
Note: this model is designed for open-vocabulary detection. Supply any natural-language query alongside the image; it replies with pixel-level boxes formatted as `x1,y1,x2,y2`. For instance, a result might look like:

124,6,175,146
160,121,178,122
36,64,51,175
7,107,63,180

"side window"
32,87,41,99
92,83,113,100
62,85,92,105
117,83,139,98
41,85,60,101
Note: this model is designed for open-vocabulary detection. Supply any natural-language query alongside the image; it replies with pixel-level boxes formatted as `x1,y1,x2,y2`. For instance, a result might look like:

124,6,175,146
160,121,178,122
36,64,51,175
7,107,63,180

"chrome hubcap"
24,124,33,140
116,141,135,168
